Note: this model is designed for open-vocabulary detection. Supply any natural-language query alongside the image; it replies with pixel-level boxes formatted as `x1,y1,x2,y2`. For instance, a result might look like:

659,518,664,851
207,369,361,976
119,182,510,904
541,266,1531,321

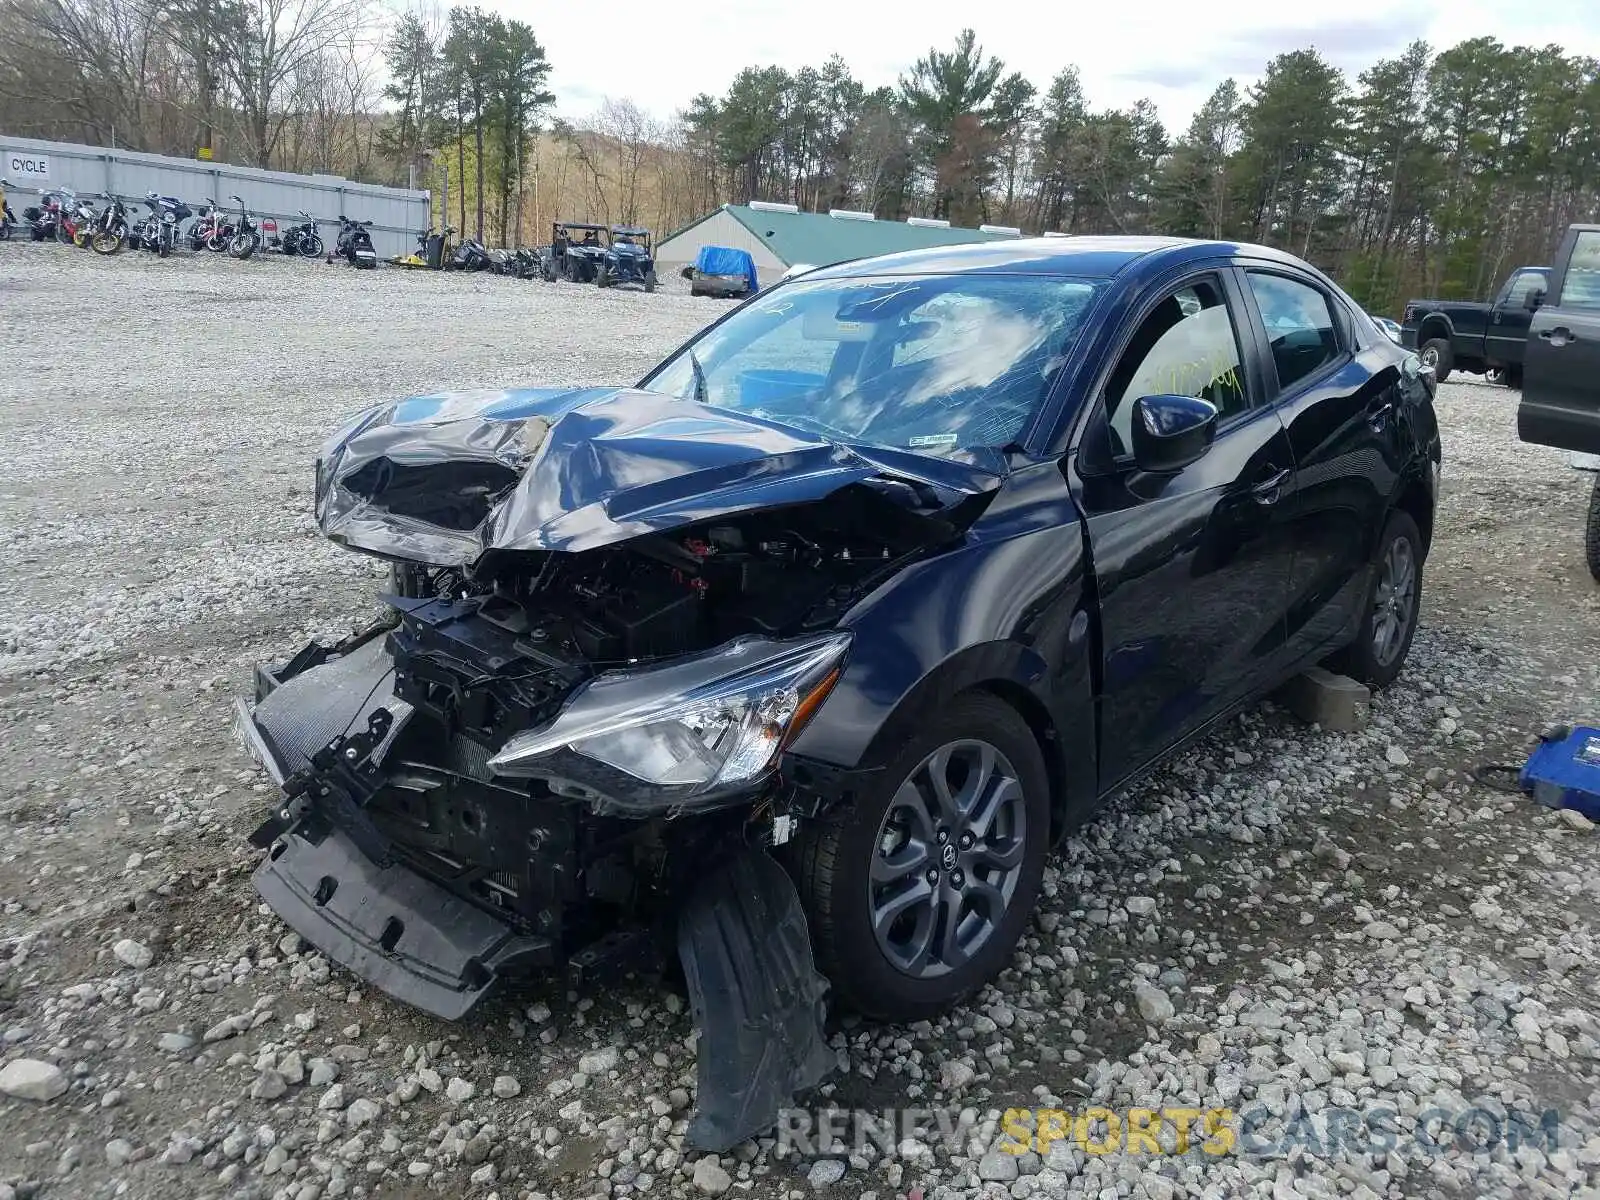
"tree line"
680,31,1600,310
2,2,1597,310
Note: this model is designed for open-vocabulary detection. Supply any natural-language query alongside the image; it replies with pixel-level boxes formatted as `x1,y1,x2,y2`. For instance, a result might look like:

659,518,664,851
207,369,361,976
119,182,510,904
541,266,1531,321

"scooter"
331,215,377,268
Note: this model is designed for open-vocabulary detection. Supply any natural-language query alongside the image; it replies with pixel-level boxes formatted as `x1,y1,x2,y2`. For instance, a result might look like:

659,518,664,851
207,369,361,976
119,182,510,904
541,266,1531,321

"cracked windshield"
640,273,1104,452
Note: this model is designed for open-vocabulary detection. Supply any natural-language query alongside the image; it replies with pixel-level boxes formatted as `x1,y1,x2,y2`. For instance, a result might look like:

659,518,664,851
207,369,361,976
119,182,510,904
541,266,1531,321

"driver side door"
1070,267,1297,792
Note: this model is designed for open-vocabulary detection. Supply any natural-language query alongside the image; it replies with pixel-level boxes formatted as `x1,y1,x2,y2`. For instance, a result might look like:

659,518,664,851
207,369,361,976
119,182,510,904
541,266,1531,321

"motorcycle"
89,192,131,255
225,195,259,259
24,190,64,241
189,198,234,252
130,193,191,257
332,215,377,268
0,178,14,241
448,233,491,271
57,189,96,247
273,211,324,258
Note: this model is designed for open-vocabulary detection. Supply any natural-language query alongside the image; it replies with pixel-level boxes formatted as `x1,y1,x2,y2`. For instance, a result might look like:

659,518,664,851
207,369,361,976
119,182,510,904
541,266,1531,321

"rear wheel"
1585,476,1600,583
1418,337,1453,384
1325,509,1423,689
90,230,122,255
792,691,1050,1022
644,268,658,294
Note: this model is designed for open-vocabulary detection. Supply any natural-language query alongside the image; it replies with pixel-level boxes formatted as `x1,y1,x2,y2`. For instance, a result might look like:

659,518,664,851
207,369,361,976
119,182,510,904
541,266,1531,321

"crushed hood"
314,386,1006,568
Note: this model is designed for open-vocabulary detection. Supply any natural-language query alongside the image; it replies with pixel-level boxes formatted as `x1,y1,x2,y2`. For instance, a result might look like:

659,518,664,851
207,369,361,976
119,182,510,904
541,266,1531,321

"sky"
467,0,1600,135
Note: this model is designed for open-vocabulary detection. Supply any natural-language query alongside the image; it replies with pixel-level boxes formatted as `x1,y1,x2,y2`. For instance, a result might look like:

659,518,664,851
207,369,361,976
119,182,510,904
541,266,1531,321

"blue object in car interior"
739,370,824,407
1520,725,1600,820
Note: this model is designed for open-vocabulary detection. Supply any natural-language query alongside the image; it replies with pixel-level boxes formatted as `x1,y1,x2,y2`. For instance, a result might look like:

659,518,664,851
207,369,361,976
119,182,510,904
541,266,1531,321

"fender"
784,461,1100,837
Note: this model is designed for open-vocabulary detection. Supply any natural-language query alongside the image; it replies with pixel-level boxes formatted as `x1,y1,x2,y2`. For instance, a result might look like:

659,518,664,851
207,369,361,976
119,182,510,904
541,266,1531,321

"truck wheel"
1586,476,1600,583
1324,509,1423,690
1418,338,1453,384
791,691,1049,1023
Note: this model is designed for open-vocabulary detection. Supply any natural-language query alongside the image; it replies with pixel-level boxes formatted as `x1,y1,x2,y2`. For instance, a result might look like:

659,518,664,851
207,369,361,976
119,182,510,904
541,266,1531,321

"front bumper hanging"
235,633,837,1143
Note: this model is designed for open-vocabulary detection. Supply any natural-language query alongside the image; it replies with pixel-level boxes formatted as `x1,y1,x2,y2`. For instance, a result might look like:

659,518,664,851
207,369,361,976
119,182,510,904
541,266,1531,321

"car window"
1247,272,1341,391
1562,232,1600,309
1103,277,1248,458
1504,271,1548,307
639,273,1105,454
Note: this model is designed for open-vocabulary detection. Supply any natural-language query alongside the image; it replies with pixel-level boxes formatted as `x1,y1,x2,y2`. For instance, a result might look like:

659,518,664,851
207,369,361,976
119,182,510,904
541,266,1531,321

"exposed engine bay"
235,385,1002,1152
384,481,940,743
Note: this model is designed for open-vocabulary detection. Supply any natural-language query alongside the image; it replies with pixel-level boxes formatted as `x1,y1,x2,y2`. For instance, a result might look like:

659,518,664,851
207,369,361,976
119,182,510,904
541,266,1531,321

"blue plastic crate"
1520,725,1600,821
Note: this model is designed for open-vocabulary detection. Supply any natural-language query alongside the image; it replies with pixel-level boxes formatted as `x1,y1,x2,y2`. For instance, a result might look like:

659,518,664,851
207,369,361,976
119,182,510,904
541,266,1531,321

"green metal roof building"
655,201,1024,278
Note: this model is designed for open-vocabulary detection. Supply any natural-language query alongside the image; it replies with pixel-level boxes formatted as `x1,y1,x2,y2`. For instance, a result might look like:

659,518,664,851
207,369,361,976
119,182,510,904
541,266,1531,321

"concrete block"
1276,667,1370,733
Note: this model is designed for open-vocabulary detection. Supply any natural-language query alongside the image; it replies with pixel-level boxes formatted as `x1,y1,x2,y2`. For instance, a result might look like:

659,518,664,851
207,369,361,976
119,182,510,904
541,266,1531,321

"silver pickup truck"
1518,223,1600,579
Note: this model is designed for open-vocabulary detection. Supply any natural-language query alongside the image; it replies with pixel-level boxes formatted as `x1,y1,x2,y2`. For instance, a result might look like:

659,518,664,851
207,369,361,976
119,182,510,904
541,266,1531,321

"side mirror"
1130,394,1218,473
1524,287,1546,312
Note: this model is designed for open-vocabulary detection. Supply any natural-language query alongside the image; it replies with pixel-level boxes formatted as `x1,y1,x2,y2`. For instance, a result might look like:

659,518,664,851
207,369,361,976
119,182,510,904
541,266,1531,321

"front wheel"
229,233,255,259
644,268,657,294
1585,476,1600,583
302,234,324,258
792,691,1050,1023
1325,509,1424,689
1418,338,1453,384
91,229,123,255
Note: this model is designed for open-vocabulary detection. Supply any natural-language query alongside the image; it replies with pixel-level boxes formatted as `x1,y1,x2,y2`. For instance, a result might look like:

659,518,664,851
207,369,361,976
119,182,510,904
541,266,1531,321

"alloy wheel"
1371,534,1416,666
1418,345,1438,369
869,739,1027,980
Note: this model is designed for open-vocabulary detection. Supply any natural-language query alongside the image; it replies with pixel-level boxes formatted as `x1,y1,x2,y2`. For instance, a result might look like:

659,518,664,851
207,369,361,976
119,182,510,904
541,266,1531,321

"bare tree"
222,0,372,168
592,97,657,226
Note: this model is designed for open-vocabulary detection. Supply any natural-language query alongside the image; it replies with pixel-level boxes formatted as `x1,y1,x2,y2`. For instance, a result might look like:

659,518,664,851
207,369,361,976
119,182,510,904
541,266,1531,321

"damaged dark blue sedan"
235,235,1440,1149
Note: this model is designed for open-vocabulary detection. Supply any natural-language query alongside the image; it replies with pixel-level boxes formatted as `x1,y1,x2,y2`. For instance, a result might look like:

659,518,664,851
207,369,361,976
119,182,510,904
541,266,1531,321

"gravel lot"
2,242,1599,1200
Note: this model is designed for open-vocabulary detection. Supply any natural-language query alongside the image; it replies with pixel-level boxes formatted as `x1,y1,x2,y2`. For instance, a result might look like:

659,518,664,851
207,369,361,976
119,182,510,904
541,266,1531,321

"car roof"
556,222,608,231
611,225,650,235
802,234,1313,281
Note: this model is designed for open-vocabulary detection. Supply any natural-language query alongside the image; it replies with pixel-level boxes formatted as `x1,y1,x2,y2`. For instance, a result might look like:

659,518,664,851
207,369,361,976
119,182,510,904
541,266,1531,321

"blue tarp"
694,245,758,292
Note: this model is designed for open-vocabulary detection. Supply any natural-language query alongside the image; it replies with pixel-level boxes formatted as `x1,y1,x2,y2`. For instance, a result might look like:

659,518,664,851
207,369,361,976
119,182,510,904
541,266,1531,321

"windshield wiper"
688,349,708,406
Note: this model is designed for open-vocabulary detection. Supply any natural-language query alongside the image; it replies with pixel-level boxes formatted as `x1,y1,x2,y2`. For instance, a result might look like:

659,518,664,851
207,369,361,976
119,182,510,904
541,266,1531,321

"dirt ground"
1,242,1598,1200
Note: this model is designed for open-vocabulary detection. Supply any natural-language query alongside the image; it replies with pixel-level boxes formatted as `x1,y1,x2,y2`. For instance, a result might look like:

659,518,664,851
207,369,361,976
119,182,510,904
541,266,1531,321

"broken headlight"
488,632,851,794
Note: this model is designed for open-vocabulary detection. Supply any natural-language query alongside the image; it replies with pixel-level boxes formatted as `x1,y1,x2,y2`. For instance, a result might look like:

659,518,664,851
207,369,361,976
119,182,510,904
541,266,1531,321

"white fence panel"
1,135,431,258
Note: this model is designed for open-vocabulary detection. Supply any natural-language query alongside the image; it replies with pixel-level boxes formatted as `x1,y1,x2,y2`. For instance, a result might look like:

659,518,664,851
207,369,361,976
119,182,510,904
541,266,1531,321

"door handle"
1252,467,1291,504
1540,327,1577,346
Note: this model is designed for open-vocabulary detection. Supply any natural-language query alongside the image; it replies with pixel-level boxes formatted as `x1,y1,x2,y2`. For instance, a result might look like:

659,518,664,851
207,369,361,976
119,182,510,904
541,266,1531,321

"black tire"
1585,475,1600,584
303,234,324,258
595,264,610,287
90,230,122,255
1418,337,1453,384
1324,509,1424,689
644,268,657,294
791,691,1050,1023
1504,363,1523,390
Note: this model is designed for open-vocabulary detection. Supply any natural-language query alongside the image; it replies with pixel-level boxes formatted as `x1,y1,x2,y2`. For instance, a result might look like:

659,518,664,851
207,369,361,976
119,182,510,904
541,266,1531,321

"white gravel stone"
0,1059,67,1101
111,938,154,969
692,1156,733,1194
